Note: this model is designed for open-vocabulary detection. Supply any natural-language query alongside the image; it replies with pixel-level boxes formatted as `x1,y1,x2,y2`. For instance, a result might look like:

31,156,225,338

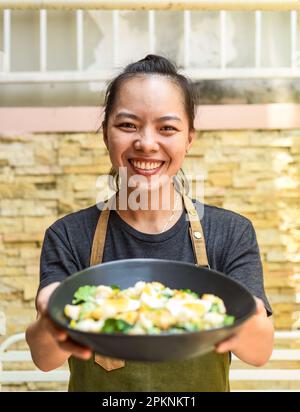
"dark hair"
102,54,196,131
102,54,194,194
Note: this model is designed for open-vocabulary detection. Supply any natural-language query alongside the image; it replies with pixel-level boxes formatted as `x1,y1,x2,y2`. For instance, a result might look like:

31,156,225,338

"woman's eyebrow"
157,115,182,123
115,112,182,123
115,112,140,120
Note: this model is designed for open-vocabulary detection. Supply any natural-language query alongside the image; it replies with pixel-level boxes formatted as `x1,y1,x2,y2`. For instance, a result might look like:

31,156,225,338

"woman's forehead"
113,75,186,113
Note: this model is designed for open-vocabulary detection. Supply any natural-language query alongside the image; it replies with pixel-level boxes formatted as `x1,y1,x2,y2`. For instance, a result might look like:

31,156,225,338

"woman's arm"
215,297,274,367
26,282,92,372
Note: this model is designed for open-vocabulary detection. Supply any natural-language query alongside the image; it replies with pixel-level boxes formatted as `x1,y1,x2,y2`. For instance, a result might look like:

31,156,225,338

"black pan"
48,258,256,362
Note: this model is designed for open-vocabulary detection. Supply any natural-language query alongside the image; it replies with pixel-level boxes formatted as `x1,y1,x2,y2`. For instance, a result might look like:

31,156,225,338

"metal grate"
1,3,300,83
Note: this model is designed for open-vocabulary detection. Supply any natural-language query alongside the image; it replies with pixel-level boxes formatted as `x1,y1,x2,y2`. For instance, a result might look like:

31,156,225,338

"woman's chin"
129,175,172,193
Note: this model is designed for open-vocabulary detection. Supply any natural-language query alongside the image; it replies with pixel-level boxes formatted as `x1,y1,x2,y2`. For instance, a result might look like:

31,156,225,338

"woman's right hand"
36,282,92,361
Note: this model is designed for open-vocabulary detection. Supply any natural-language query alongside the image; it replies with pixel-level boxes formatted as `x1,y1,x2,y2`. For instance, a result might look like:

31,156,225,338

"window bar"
3,9,11,72
148,10,155,54
39,9,47,72
291,10,298,68
112,10,119,67
255,10,262,68
76,9,84,71
220,10,226,69
183,10,191,68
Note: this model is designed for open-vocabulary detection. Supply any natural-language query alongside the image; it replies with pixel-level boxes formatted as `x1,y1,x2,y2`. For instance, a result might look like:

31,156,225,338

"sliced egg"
116,311,139,324
102,297,140,317
133,281,146,294
64,304,80,321
146,309,177,330
73,319,104,332
197,299,212,312
140,292,166,309
96,285,115,298
183,301,207,317
138,312,154,330
204,312,225,326
166,299,201,323
166,299,185,317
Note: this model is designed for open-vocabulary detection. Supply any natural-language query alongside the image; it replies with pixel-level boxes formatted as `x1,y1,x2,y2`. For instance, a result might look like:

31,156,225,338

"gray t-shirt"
39,200,272,315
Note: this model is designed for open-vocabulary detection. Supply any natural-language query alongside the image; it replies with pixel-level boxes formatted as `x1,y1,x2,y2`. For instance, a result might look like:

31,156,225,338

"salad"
64,281,235,334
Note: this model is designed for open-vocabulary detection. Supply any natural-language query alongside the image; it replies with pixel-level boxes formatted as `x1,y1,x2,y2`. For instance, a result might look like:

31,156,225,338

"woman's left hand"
215,297,274,366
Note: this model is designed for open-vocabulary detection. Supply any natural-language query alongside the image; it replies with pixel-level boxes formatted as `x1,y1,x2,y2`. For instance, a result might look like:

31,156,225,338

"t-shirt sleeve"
222,220,272,316
39,226,80,292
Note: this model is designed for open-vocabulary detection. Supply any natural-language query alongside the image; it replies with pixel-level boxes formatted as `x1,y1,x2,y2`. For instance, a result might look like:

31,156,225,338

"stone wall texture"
0,129,300,390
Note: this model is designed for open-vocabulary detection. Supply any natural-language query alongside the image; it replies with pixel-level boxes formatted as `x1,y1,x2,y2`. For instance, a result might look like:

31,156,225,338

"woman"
26,54,274,392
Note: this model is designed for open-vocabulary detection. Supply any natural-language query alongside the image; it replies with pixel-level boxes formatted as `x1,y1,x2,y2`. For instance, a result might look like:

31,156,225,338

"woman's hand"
26,282,92,372
215,297,274,367
37,293,92,361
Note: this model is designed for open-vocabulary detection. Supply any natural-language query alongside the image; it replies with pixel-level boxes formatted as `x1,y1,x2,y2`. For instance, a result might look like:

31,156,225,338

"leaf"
110,284,120,291
210,303,220,313
224,315,235,326
101,318,133,334
181,323,199,332
161,289,173,299
182,289,199,298
72,285,97,304
79,302,96,320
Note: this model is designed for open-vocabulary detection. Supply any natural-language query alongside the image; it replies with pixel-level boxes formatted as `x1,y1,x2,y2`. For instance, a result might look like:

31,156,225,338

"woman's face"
104,75,195,192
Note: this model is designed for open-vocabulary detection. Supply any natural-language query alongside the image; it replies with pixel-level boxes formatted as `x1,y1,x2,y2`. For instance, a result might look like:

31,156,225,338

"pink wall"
1,104,300,133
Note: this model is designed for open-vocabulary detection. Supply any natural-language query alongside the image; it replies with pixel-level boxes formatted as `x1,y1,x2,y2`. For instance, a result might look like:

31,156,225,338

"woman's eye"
161,125,176,131
118,123,136,129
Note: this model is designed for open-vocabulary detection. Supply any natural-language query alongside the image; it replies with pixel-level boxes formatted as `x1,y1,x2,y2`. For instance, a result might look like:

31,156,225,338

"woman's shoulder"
48,204,101,236
193,200,258,258
193,199,253,231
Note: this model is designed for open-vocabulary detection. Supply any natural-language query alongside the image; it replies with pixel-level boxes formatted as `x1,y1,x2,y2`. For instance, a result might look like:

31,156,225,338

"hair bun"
144,54,157,61
125,54,177,76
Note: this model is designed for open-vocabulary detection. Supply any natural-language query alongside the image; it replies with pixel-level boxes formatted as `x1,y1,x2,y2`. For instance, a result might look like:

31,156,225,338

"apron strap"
90,213,108,267
183,195,210,268
90,195,117,266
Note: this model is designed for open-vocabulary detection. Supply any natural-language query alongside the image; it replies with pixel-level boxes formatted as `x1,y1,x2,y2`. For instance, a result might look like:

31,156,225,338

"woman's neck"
114,185,183,234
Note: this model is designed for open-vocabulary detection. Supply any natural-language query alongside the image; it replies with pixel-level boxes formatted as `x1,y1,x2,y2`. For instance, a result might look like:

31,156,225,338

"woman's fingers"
215,298,268,355
36,284,93,360
43,315,68,341
215,334,239,353
57,339,92,360
42,315,92,359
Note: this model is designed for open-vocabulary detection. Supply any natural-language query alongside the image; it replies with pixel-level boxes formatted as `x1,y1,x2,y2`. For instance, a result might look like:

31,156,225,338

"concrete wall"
1,10,300,106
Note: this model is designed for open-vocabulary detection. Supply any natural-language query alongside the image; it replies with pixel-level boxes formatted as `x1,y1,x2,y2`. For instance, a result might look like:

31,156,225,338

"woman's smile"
128,158,166,176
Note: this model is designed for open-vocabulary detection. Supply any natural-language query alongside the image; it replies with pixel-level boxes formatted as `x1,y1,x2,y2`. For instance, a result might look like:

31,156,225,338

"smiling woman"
100,55,196,231
25,54,274,392
105,86,191,219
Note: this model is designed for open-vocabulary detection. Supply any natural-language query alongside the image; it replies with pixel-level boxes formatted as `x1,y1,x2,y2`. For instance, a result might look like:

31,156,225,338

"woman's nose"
134,130,159,153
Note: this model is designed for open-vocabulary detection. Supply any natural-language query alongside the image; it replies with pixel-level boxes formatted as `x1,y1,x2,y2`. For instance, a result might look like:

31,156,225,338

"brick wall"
0,130,300,339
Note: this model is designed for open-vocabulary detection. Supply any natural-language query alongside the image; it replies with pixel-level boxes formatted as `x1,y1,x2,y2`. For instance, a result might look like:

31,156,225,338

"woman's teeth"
131,160,163,170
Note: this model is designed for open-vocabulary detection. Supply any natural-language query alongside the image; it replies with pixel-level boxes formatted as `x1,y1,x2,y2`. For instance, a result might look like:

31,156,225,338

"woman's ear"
187,129,196,152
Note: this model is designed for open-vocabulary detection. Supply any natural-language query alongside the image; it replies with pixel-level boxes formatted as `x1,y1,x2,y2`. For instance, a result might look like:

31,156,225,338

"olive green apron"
68,195,230,392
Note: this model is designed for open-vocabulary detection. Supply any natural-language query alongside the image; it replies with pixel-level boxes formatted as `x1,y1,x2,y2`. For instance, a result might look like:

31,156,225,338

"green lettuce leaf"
101,318,133,334
224,315,235,326
182,289,199,299
72,285,97,304
110,284,120,291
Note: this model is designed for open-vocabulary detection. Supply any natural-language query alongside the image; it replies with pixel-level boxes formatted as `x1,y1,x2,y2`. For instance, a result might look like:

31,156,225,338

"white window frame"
1,1,300,83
